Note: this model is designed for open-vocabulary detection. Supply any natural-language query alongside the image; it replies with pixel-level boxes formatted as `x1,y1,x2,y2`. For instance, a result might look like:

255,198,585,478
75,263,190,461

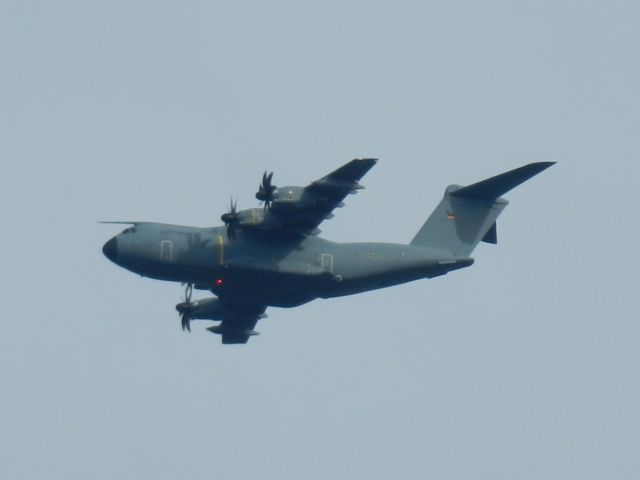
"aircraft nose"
102,237,118,262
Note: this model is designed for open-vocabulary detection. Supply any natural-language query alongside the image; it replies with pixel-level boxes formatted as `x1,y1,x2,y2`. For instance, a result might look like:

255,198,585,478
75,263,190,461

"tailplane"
410,162,554,256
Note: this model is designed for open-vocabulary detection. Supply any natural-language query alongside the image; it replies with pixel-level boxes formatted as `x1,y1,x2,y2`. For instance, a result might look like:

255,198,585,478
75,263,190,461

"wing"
206,311,265,344
261,158,378,235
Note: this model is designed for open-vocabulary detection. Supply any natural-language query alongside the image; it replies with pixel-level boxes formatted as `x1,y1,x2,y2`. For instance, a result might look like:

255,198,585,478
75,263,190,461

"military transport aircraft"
102,159,554,344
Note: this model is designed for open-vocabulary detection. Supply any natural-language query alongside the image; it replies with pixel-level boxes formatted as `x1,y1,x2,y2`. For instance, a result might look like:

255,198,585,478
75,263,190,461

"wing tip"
354,157,379,166
528,161,556,170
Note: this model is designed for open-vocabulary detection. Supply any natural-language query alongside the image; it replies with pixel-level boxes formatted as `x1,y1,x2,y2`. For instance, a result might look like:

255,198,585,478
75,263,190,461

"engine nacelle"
176,297,236,321
271,185,306,207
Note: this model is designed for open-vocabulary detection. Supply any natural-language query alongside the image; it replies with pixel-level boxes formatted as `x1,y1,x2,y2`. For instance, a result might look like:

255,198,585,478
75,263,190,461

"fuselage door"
160,240,173,263
320,253,333,273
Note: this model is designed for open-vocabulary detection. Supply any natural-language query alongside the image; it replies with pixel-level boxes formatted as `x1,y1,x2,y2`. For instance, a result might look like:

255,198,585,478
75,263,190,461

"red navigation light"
215,278,224,286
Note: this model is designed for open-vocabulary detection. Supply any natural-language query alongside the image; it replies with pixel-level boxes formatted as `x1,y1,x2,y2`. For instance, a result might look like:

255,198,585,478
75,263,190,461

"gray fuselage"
103,222,472,308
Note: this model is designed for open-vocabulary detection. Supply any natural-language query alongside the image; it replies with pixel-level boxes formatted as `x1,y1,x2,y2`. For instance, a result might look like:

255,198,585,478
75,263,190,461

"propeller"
256,171,277,209
176,283,193,332
220,197,239,240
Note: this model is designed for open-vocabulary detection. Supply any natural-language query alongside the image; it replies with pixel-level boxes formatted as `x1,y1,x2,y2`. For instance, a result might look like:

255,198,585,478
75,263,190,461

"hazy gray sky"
1,1,638,479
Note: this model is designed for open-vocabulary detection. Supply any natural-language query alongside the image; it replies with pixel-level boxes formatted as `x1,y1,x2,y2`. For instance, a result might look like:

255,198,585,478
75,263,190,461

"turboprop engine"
176,297,235,320
176,297,238,331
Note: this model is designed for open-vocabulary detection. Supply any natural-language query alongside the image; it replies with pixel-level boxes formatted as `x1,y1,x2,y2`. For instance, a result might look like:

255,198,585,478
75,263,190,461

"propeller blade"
221,197,240,240
181,313,191,332
256,171,276,207
178,283,194,332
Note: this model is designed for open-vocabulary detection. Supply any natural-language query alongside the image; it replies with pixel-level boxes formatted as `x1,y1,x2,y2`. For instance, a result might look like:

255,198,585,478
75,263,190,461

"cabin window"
160,240,173,262
320,253,333,273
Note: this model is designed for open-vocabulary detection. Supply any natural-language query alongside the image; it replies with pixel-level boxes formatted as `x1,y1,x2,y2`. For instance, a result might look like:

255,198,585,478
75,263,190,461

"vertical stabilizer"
410,162,554,256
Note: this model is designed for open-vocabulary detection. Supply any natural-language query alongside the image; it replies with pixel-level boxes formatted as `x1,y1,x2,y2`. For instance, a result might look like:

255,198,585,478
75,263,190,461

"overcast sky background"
1,1,638,479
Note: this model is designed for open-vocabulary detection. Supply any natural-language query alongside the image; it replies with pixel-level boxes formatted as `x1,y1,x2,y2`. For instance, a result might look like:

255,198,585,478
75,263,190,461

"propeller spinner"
221,197,240,240
256,171,277,209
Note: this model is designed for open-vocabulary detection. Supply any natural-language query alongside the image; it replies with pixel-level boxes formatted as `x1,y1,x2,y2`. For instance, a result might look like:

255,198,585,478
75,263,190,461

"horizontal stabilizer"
481,222,497,244
451,162,555,199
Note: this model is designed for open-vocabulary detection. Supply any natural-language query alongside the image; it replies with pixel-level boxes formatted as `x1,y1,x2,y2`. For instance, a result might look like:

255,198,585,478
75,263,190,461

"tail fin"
410,162,554,256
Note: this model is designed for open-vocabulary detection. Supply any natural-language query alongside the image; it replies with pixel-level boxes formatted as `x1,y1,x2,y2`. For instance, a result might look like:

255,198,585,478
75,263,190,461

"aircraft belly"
214,272,319,307
206,258,326,308
322,265,435,298
319,255,473,298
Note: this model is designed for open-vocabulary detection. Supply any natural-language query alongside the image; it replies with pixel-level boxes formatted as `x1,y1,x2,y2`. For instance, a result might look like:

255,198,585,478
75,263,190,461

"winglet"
451,162,555,199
